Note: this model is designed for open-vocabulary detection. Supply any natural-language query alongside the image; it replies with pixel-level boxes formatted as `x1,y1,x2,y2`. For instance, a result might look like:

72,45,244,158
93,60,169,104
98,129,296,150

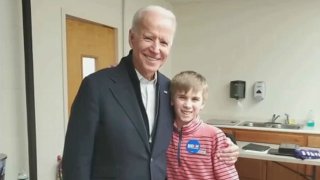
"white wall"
31,0,123,179
1,0,172,179
171,0,320,123
0,0,28,179
30,0,172,179
6,0,320,179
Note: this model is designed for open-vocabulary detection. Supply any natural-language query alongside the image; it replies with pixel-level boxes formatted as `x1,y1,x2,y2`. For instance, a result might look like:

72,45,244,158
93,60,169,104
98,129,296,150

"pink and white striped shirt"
166,118,239,180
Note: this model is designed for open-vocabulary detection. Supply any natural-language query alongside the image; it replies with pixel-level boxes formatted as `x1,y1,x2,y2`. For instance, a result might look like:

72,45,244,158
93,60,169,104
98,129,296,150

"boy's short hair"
170,71,208,102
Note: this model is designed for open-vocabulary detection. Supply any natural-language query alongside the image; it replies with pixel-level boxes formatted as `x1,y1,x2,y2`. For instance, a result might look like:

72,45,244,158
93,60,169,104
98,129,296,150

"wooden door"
66,16,117,114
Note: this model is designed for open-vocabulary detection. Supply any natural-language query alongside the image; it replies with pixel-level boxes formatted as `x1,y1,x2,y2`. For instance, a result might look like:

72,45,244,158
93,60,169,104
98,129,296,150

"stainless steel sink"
239,121,303,129
207,119,240,126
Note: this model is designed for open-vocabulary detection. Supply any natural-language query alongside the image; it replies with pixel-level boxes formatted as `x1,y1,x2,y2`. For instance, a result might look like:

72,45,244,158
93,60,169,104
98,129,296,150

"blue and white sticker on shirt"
186,139,201,154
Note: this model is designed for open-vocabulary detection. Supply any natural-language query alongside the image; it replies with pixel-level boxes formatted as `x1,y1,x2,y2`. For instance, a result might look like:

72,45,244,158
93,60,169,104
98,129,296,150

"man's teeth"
182,110,191,114
147,57,157,61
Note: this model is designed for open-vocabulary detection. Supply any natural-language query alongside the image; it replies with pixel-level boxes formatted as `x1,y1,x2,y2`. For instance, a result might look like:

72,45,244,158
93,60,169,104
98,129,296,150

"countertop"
238,141,320,166
205,119,320,135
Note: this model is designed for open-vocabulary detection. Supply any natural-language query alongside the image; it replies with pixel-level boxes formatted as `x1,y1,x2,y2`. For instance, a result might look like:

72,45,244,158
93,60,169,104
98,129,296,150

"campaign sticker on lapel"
186,139,200,154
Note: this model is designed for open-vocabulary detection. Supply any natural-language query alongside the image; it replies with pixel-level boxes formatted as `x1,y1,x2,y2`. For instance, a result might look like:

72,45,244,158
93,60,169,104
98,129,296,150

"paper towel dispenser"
230,80,246,100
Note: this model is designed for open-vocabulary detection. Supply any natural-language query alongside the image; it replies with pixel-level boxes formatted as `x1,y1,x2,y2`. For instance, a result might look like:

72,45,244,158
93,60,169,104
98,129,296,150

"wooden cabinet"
308,135,320,148
221,128,320,180
235,129,306,146
306,135,320,180
235,158,266,180
266,161,306,180
235,159,307,180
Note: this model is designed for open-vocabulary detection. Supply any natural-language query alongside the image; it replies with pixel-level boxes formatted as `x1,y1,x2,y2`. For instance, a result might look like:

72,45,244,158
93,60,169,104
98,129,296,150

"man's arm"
213,131,239,180
225,133,237,145
217,134,239,165
62,77,99,179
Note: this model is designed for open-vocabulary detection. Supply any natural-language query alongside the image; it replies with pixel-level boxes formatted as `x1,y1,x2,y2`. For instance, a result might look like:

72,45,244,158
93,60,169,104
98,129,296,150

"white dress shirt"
135,70,157,142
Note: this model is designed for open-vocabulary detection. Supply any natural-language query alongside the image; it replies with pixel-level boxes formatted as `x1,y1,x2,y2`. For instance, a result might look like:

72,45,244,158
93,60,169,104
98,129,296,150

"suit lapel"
109,64,150,152
151,73,173,156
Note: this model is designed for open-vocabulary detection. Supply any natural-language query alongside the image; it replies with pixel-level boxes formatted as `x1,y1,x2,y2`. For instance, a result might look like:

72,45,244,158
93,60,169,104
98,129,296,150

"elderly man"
62,5,239,180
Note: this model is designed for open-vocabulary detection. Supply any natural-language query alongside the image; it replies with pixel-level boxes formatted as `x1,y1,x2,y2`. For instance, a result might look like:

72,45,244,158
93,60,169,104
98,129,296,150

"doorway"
66,16,117,114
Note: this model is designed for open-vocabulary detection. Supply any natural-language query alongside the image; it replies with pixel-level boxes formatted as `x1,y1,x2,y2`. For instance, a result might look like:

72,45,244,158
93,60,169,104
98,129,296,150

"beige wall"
1,0,172,179
31,1,123,178
31,0,170,179
4,0,320,179
171,0,320,123
0,0,28,179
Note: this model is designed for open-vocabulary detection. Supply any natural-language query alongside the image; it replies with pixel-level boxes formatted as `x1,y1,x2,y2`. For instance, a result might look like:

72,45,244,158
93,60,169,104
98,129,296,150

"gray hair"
131,5,177,33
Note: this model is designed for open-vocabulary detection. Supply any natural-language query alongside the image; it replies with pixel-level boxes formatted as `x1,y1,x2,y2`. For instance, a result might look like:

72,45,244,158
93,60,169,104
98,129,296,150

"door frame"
60,8,119,131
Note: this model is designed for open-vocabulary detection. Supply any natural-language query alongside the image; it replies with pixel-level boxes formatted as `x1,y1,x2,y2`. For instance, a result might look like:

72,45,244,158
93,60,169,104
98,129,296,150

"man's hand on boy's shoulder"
217,138,239,165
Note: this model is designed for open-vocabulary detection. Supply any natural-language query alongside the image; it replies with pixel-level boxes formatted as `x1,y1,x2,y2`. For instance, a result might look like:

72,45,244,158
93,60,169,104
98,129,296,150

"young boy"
166,71,239,180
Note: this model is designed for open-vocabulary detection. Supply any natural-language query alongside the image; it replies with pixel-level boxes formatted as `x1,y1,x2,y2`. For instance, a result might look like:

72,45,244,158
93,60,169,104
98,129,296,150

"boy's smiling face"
171,89,205,128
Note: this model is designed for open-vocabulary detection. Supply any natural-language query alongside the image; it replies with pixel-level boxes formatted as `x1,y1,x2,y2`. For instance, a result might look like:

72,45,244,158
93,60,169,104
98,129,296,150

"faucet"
284,113,289,124
271,114,280,123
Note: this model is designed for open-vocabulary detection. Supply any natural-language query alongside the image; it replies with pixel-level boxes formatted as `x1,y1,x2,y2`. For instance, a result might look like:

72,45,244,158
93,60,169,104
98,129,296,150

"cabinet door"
266,161,306,180
306,135,320,179
236,158,266,180
305,165,320,180
307,135,320,148
235,129,307,146
234,129,310,180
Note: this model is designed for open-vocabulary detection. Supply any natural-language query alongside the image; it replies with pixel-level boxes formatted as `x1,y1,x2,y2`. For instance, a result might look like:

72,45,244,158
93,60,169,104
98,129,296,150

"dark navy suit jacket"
62,52,173,180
